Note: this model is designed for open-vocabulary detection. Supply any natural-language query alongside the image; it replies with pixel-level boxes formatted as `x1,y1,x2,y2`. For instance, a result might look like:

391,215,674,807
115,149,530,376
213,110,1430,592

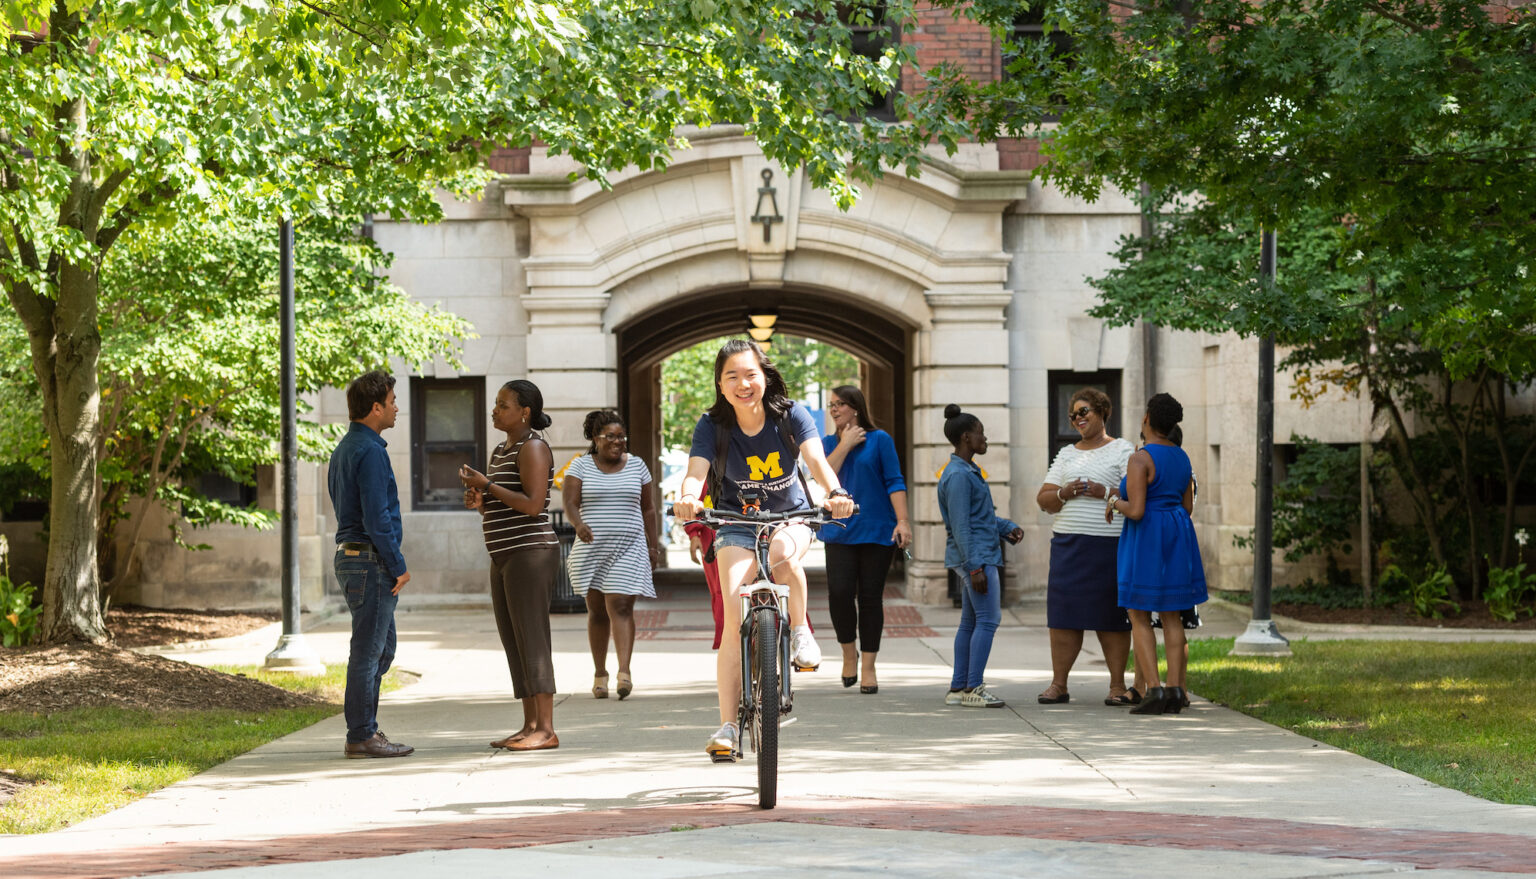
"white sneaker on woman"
705,722,739,762
791,628,822,670
960,685,1006,708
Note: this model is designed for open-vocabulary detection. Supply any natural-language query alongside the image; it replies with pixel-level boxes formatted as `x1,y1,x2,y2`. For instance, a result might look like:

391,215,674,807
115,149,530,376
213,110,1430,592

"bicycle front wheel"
751,605,780,809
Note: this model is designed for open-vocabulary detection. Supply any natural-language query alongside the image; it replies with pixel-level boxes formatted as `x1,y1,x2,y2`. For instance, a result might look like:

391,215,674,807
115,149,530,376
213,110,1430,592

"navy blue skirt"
1048,533,1131,631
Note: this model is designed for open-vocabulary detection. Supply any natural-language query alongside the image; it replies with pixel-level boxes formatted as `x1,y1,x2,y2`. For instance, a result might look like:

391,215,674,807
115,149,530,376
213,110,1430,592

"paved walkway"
2,572,1535,878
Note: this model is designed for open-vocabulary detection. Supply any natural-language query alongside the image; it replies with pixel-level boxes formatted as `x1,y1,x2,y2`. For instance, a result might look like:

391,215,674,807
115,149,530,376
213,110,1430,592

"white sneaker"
960,685,1006,708
705,722,739,762
791,628,821,670
944,689,965,706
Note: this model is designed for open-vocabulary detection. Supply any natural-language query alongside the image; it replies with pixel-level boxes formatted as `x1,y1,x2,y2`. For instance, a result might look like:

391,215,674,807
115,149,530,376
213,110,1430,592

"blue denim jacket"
937,454,1018,573
328,422,406,579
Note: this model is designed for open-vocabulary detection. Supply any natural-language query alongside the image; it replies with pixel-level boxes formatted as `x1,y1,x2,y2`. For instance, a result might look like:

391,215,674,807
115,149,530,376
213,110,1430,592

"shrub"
1409,565,1460,619
1484,562,1536,623
0,573,40,647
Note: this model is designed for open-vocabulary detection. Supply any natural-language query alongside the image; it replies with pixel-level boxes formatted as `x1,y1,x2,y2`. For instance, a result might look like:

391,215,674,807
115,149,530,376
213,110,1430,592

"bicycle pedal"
793,663,820,672
707,746,739,763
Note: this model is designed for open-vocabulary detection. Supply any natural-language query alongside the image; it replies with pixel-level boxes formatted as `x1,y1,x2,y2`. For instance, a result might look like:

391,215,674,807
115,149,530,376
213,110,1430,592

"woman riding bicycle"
672,339,856,760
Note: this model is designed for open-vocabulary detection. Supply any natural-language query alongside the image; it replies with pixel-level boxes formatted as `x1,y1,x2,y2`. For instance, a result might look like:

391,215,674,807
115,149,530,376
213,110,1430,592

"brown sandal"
1037,684,1070,704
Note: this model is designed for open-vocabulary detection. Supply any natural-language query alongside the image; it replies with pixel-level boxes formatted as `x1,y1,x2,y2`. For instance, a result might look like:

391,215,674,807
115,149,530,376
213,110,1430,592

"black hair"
705,339,793,431
582,409,625,454
504,379,553,430
831,384,876,431
1146,392,1183,437
1168,424,1183,447
942,403,980,447
346,371,395,421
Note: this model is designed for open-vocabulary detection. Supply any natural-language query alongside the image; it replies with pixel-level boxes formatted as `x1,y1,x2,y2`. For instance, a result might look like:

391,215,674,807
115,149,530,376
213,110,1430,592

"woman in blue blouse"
938,403,1024,709
819,385,911,695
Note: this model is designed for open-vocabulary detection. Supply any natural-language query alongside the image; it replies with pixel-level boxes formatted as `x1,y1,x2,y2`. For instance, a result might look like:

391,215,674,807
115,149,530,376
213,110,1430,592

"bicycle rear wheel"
751,605,780,809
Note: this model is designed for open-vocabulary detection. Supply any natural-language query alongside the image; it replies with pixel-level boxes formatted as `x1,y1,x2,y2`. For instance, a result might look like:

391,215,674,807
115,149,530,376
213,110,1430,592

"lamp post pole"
1232,229,1291,656
264,217,325,675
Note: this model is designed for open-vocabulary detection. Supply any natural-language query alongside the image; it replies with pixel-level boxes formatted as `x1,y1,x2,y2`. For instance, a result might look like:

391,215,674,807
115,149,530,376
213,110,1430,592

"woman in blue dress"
1105,393,1207,715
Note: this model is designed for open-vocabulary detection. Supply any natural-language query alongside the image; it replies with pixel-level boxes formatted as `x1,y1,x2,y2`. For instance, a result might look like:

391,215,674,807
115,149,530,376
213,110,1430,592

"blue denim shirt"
937,454,1018,572
328,422,406,579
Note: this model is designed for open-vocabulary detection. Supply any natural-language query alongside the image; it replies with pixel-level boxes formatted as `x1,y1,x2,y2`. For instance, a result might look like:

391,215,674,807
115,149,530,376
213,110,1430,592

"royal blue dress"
1117,444,1208,612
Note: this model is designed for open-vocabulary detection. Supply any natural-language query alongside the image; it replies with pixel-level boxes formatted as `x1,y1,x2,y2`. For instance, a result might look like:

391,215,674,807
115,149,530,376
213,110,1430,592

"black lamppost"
1232,230,1291,656
264,216,324,674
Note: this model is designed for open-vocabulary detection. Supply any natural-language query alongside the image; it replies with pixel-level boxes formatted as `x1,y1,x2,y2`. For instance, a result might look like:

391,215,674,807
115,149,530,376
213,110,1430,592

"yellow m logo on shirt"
746,453,783,480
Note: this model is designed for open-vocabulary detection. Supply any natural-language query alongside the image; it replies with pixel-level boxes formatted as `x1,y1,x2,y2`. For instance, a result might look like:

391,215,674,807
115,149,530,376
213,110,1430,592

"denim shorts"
713,524,760,552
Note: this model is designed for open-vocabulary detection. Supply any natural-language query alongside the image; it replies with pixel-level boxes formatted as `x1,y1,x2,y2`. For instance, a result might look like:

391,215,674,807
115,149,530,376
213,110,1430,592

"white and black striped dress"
565,453,656,597
480,433,557,558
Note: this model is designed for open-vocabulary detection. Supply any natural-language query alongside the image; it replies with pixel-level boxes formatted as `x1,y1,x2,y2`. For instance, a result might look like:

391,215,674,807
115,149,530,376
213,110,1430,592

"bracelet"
1056,486,1067,502
828,487,852,499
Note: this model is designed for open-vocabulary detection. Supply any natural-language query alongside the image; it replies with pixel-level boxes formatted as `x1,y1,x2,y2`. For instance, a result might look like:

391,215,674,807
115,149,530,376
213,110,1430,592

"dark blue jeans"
336,548,398,743
950,565,1001,690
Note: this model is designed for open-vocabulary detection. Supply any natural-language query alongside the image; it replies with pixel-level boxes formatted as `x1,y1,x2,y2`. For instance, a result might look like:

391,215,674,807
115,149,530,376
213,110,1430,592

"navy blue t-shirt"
689,404,820,513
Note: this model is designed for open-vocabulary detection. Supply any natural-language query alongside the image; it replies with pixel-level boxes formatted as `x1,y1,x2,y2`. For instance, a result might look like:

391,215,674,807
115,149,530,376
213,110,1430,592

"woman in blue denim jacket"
937,403,1024,709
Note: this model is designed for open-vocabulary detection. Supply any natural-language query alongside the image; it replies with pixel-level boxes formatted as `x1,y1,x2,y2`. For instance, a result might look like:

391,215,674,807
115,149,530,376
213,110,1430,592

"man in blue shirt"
329,371,413,758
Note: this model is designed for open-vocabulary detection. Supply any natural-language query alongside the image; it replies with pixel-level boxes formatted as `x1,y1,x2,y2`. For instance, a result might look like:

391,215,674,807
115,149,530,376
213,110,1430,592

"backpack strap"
708,405,814,512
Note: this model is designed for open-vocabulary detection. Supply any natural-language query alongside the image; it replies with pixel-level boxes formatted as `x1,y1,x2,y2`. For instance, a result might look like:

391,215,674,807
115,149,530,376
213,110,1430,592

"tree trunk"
38,263,108,644
1373,385,1448,570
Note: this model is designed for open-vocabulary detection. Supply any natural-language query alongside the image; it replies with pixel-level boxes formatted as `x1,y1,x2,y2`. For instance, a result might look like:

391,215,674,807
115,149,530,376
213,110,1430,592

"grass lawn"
1188,638,1536,806
0,664,403,834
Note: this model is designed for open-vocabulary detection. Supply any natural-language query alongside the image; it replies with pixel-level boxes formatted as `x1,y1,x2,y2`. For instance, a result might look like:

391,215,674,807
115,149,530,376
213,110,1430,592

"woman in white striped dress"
563,410,662,701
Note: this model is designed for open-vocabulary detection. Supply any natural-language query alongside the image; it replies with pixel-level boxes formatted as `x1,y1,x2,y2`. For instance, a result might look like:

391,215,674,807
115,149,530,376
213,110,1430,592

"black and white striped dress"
565,453,655,597
480,434,557,558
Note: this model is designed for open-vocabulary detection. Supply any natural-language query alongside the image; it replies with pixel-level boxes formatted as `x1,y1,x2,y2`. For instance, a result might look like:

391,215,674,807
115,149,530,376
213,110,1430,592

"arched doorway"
616,286,916,494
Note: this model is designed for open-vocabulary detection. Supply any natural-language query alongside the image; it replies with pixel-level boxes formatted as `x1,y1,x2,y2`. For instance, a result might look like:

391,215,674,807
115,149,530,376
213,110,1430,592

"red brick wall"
901,1,1001,95
487,146,530,175
997,137,1048,171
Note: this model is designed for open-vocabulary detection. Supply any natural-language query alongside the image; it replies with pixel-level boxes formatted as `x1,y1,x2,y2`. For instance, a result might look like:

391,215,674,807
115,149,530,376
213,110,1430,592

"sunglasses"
1070,407,1094,420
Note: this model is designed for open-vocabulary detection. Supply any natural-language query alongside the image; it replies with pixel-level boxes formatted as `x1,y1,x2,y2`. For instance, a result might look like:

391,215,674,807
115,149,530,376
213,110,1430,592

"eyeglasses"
827,400,849,410
1069,407,1094,420
599,434,628,443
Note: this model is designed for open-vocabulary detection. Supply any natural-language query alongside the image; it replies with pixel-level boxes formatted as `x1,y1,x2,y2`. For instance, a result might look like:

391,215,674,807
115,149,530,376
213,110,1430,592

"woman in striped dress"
459,380,561,751
563,409,662,701
1035,388,1136,706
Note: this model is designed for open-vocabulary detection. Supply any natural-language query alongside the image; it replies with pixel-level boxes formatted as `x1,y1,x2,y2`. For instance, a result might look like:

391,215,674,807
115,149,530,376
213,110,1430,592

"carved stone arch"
505,131,1028,602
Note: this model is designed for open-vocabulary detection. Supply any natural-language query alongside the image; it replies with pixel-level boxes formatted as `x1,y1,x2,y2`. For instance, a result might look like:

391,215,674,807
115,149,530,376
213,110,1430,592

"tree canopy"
1,0,957,641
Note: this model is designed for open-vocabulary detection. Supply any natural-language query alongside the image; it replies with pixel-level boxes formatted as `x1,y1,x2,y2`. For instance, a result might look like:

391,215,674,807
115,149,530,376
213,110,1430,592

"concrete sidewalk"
2,585,1535,878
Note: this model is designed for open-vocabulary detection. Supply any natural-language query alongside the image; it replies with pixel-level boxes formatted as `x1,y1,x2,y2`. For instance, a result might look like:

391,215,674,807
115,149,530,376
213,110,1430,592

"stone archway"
615,286,914,484
503,130,1028,602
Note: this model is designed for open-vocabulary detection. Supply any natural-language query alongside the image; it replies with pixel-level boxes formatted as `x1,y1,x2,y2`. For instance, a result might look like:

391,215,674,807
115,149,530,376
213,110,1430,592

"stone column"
521,293,616,510
908,289,1015,605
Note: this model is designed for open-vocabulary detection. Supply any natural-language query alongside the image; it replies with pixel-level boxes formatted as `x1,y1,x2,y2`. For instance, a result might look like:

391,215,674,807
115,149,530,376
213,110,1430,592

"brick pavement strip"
5,798,1536,878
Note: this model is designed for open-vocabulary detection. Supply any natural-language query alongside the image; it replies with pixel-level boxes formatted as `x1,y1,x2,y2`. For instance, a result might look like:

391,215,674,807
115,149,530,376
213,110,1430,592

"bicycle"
683,499,855,809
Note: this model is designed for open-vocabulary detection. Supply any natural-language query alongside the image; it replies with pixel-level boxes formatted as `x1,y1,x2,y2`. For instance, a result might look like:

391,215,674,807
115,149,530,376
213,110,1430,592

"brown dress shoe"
344,732,414,758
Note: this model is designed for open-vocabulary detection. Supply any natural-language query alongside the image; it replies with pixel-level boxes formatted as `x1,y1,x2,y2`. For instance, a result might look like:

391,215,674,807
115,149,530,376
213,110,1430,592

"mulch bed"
0,606,321,715
1274,599,1536,629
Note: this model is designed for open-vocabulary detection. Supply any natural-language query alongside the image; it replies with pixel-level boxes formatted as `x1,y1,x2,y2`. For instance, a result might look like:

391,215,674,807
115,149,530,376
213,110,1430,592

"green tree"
1,0,968,642
910,0,1536,596
661,335,861,451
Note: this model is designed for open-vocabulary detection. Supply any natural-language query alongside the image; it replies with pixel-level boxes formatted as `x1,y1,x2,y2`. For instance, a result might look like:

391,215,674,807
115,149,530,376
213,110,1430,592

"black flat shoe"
1164,687,1186,714
842,676,857,688
1037,685,1070,704
860,685,878,694
1130,686,1168,715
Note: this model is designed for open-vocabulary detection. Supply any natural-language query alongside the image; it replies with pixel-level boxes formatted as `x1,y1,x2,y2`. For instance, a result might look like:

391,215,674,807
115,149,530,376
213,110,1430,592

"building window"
197,472,258,507
1005,6,1076,119
411,377,486,511
843,2,898,121
1048,370,1122,463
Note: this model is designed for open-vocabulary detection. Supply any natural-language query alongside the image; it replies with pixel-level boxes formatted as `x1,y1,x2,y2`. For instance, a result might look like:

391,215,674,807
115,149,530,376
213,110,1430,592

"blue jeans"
951,565,1001,690
336,548,398,743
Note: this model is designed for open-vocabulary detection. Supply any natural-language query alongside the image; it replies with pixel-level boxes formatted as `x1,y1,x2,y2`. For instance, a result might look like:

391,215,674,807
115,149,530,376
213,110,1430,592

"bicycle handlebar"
668,504,859,527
